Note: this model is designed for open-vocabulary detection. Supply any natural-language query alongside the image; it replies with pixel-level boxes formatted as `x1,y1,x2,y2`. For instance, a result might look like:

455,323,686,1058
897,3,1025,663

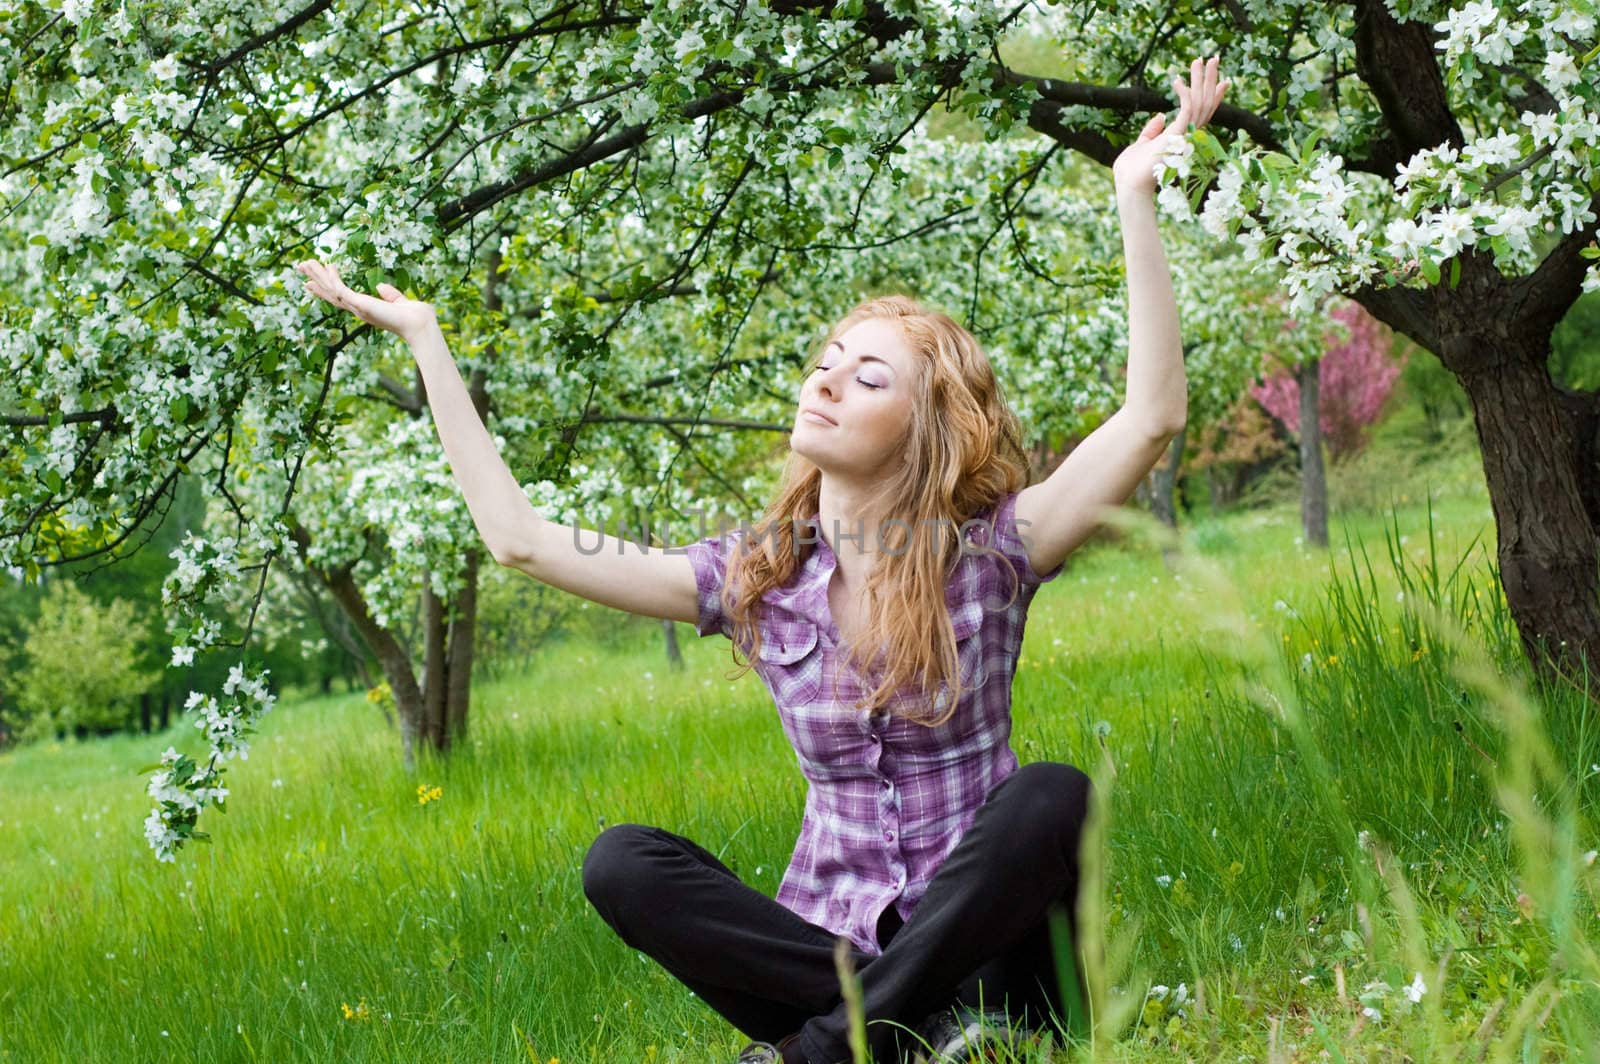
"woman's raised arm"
295,260,701,627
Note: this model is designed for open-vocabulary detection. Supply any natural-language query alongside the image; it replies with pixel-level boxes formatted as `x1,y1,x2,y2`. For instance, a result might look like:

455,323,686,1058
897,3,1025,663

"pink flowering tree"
1251,301,1408,462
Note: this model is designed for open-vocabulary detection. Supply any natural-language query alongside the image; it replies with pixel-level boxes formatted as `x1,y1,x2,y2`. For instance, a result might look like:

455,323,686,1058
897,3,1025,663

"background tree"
15,0,1594,853
10,580,159,740
1251,298,1409,545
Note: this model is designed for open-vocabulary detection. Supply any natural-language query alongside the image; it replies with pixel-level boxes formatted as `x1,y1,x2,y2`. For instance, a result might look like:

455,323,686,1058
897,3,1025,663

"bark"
1455,354,1600,683
1297,357,1328,549
662,617,684,671
421,580,447,749
288,522,424,770
288,563,377,690
445,548,480,746
1141,425,1185,529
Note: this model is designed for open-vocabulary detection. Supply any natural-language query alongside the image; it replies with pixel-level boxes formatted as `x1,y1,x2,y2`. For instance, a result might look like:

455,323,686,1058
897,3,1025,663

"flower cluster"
142,746,228,860
416,783,443,805
142,662,276,862
1151,2,1600,312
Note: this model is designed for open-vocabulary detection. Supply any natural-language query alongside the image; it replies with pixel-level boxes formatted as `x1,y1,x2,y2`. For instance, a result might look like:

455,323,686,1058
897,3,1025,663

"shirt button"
869,734,881,745
881,779,892,790
883,830,895,842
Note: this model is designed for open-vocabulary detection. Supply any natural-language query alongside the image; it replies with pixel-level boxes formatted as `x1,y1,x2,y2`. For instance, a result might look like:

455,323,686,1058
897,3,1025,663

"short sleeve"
682,527,745,639
988,489,1065,589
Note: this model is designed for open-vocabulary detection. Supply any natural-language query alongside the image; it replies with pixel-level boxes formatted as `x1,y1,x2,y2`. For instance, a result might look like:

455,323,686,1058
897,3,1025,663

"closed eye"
812,365,883,389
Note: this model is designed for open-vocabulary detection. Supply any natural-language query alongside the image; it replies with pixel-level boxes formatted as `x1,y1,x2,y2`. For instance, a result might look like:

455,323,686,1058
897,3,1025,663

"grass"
4,423,1600,1061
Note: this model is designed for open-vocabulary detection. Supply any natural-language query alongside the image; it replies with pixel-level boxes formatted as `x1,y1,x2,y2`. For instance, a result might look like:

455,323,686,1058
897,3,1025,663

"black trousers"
581,760,1093,1064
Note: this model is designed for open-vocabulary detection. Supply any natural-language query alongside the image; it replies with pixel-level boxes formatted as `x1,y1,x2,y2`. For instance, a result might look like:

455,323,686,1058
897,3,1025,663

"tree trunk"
1458,357,1600,682
140,691,152,734
1142,425,1185,528
1297,357,1329,548
662,617,684,670
421,580,447,749
287,522,425,771
445,549,480,747
158,692,171,732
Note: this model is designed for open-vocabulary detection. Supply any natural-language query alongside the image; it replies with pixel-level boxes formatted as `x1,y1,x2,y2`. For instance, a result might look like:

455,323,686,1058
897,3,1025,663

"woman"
299,55,1228,1064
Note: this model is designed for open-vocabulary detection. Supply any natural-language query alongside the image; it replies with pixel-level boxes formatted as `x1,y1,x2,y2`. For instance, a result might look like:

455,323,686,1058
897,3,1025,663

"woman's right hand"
297,259,438,343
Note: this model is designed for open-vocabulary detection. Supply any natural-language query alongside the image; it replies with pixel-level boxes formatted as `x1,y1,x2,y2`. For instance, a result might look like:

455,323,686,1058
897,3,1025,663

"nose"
813,363,843,401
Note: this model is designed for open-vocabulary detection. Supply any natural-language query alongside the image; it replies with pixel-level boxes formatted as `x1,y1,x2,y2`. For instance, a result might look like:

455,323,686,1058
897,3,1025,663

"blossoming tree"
1148,0,1600,678
11,0,1586,863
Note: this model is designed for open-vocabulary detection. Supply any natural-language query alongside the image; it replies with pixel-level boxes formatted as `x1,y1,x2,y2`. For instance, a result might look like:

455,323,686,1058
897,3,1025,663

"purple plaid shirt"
683,489,1064,956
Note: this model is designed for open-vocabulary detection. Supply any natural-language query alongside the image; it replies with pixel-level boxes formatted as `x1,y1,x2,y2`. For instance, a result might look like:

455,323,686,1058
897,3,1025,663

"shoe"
907,1006,1031,1063
732,1042,781,1063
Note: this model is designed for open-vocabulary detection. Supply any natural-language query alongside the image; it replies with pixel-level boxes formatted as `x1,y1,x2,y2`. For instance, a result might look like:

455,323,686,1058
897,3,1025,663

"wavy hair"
715,294,1033,727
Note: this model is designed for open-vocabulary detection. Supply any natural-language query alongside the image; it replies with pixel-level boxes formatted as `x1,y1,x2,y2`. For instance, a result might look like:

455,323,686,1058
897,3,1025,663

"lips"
801,408,837,426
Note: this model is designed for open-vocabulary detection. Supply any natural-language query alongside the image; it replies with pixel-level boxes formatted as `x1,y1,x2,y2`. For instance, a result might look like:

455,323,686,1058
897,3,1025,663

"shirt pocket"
758,617,824,705
949,599,989,689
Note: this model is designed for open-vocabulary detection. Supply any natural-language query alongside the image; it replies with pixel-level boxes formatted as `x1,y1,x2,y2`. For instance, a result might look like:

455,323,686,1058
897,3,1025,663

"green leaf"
1449,256,1461,288
1420,256,1441,285
170,395,189,424
138,426,154,449
366,267,385,291
44,470,63,493
1298,129,1322,165
82,132,99,150
259,349,279,376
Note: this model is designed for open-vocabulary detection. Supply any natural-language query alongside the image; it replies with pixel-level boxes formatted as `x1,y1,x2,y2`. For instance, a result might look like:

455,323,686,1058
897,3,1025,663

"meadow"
4,414,1599,1062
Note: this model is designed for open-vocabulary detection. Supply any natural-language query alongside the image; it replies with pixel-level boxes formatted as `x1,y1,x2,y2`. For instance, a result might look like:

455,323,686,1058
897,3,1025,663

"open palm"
1112,55,1231,198
297,259,438,342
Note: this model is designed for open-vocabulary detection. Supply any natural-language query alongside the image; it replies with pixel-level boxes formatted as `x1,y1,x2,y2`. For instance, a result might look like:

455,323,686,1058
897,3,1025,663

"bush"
10,581,159,741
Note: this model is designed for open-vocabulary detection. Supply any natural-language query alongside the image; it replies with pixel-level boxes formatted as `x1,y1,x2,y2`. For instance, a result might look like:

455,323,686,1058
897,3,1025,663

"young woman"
299,55,1228,1064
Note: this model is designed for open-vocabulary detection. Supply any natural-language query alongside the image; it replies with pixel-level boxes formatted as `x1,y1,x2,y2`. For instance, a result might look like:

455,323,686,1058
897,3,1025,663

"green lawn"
4,430,1599,1061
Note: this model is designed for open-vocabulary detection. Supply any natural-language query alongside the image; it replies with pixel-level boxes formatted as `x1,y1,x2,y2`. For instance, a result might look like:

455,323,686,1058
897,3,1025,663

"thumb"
376,282,403,302
1142,113,1165,138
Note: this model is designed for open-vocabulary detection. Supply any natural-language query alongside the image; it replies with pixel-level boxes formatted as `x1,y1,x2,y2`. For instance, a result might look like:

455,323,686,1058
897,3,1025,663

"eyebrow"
825,340,897,375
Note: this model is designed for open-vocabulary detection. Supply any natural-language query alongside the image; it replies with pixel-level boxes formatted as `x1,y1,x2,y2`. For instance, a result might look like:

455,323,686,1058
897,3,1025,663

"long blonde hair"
717,294,1033,727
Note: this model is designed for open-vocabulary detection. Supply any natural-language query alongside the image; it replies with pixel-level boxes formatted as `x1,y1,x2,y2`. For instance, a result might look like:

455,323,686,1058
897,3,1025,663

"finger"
1141,113,1165,140
1205,78,1229,125
1171,74,1190,128
376,282,403,301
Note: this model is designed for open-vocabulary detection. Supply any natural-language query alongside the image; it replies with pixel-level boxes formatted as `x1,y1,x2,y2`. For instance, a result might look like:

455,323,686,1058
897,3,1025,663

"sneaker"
907,1006,1031,1063
733,1042,782,1063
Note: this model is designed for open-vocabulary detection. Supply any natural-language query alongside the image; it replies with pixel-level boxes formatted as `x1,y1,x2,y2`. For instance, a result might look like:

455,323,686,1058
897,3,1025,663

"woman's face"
791,317,919,479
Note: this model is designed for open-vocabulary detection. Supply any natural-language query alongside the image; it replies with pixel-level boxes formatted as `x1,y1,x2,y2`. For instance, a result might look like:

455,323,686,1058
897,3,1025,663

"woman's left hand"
1111,55,1230,200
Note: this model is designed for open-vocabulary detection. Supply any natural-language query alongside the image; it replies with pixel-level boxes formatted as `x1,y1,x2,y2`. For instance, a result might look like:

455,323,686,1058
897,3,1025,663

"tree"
1251,298,1408,544
1253,301,1407,463
1149,0,1600,682
11,580,159,740
13,0,1591,857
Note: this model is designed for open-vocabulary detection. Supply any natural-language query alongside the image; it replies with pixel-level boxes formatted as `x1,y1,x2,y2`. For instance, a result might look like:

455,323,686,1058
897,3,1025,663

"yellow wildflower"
416,784,442,805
